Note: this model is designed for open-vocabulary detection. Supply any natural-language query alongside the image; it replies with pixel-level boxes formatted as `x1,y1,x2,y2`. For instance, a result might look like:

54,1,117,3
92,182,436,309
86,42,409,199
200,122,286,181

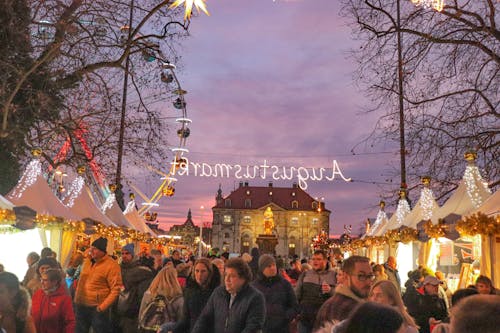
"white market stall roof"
405,187,440,229
376,198,411,236
0,194,14,210
366,208,389,237
468,189,500,218
430,162,491,225
123,200,155,234
63,177,117,227
102,193,136,229
7,159,79,221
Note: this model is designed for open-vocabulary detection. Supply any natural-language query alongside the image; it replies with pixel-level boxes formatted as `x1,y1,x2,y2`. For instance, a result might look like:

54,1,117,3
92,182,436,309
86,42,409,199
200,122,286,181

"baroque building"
211,182,330,258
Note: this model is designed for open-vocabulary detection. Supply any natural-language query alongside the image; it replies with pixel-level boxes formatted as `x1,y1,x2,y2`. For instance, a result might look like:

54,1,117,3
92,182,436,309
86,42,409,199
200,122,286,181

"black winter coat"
191,283,265,333
252,274,298,333
173,269,221,333
405,287,447,333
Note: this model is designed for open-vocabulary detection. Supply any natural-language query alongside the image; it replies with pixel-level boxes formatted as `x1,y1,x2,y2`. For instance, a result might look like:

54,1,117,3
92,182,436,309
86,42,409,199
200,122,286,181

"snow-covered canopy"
8,159,79,220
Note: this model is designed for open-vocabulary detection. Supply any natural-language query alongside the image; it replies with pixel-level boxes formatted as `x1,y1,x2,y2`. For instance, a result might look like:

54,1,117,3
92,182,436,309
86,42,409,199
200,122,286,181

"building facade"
211,182,330,258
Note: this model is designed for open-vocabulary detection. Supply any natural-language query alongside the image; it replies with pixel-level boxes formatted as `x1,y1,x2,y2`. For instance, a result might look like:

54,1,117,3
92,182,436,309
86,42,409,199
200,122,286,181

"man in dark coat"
191,257,265,333
295,250,337,333
314,255,373,330
116,243,154,333
173,258,220,333
405,275,448,333
252,254,298,333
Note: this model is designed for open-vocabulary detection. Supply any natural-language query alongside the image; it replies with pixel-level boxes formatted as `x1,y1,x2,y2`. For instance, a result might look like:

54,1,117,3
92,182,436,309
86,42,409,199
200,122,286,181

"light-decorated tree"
341,0,499,204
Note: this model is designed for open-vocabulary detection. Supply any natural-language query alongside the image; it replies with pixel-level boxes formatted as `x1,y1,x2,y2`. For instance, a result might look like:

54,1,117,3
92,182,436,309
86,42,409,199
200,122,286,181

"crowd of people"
0,242,499,333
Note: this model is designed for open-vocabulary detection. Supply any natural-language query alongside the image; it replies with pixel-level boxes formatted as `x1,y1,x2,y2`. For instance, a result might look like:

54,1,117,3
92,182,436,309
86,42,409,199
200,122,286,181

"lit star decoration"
170,0,210,21
101,192,116,213
10,159,42,199
419,187,436,220
65,176,85,208
464,164,491,208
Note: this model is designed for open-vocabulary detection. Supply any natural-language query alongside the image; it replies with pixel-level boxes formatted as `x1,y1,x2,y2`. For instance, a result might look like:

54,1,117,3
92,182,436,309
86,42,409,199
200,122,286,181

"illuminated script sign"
173,159,352,190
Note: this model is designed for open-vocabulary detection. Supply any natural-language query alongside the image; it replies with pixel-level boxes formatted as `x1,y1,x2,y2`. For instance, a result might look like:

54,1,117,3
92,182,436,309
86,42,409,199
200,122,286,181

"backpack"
138,294,176,332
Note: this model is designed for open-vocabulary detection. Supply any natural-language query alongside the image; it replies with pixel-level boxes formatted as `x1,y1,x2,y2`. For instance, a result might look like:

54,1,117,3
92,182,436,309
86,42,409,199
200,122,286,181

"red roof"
213,183,330,212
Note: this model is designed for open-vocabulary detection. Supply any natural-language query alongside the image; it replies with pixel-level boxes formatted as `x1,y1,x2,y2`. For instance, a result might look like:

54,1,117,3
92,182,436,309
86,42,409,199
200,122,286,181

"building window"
291,217,298,225
245,199,252,208
243,216,251,224
312,218,318,225
225,199,231,208
291,200,298,209
223,215,232,224
224,232,230,238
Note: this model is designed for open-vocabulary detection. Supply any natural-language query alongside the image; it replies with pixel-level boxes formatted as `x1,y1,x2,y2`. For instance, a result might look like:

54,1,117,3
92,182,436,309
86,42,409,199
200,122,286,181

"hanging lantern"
173,97,186,109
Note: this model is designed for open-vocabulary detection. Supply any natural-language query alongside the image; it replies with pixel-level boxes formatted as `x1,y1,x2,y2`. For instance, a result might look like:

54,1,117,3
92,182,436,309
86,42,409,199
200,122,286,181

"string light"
65,176,85,208
463,164,491,208
10,159,42,199
419,187,436,220
123,200,136,214
369,209,388,236
395,198,411,227
101,193,116,213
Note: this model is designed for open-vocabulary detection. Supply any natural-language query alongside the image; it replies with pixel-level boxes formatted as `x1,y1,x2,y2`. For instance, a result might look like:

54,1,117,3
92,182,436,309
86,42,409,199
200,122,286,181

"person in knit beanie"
252,254,298,333
258,254,275,273
91,237,108,253
121,243,135,256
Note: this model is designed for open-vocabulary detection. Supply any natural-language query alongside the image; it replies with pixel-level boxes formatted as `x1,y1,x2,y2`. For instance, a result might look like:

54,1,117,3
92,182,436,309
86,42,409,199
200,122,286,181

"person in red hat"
74,237,122,333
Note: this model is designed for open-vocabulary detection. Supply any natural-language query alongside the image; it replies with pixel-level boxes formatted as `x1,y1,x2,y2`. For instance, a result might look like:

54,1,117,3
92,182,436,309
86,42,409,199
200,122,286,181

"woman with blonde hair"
369,280,419,333
139,266,184,333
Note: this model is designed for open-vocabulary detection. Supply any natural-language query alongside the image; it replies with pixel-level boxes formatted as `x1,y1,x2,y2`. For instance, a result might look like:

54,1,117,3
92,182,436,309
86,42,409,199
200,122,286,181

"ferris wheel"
129,47,191,216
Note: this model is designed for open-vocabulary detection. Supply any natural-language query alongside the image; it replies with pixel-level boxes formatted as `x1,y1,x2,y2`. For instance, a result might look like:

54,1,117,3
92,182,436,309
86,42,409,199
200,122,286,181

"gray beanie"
258,254,276,272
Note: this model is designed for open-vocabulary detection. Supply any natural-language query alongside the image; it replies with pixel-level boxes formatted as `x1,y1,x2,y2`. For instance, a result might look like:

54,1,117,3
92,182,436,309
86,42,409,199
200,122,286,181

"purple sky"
137,0,402,235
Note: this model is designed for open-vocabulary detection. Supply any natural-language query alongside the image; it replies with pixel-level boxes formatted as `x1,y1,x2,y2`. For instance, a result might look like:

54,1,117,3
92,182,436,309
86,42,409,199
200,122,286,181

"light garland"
419,187,436,220
123,199,136,214
395,198,411,227
369,209,388,236
101,193,116,213
424,219,446,238
65,176,85,208
10,159,42,199
0,209,16,225
463,164,491,208
456,213,500,236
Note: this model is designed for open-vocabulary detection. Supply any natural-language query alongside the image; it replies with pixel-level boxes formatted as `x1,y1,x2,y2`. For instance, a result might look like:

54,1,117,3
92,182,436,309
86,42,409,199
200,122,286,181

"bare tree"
341,0,499,205
0,0,192,195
